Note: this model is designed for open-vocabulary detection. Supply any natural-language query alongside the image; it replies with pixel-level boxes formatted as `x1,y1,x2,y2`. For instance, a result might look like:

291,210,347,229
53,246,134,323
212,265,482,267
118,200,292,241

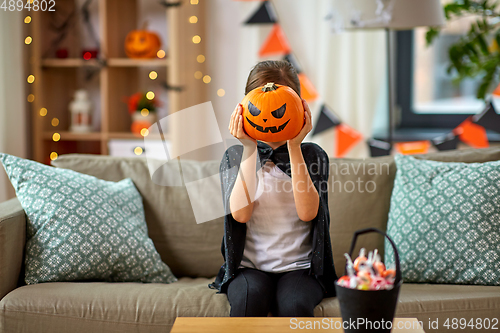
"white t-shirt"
239,161,313,272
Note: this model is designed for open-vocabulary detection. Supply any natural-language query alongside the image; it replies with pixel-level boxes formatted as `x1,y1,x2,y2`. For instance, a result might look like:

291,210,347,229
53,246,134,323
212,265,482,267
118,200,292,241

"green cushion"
0,153,177,285
385,154,500,285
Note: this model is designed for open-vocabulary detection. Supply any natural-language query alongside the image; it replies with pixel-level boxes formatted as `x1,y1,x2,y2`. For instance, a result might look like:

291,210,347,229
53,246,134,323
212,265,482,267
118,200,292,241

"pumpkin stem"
141,20,149,30
262,82,278,92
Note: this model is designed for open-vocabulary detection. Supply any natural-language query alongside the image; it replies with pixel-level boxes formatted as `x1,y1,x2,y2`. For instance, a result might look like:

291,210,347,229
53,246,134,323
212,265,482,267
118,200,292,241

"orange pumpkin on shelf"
125,28,161,59
241,82,304,142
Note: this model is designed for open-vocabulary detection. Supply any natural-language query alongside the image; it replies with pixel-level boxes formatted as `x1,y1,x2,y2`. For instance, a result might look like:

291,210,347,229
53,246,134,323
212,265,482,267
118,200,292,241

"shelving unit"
29,0,207,164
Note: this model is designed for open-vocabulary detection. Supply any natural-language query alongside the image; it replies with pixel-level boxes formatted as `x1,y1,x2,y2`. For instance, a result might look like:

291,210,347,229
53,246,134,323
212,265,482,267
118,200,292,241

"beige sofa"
1,148,500,332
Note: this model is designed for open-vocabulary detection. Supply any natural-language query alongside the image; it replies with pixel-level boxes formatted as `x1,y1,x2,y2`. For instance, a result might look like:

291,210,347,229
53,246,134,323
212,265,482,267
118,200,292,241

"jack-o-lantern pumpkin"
241,82,304,142
125,29,161,59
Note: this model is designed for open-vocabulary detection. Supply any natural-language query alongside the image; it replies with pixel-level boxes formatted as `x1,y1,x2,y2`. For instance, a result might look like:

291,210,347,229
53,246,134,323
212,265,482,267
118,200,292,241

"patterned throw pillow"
0,153,177,285
385,154,500,286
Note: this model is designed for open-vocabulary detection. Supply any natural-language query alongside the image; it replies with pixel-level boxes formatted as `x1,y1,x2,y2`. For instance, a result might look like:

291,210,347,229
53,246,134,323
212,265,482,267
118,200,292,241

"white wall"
0,10,27,202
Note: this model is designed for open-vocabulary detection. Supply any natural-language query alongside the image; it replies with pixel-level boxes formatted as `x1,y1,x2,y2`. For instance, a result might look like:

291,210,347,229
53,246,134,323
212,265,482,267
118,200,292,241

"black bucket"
335,228,402,333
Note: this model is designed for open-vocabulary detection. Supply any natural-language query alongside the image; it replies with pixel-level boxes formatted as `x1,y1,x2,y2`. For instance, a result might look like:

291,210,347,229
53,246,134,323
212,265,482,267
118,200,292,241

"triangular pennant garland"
335,123,363,158
245,1,277,24
394,141,431,155
431,132,459,151
472,102,500,133
244,2,495,155
258,24,292,57
298,73,319,102
312,104,341,136
367,139,391,157
493,83,500,96
283,54,302,73
454,117,489,148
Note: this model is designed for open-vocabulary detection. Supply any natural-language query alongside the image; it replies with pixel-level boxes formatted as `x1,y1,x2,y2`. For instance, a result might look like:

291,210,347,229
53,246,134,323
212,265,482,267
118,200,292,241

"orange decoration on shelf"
125,24,161,59
453,117,489,148
131,120,153,136
394,140,431,155
298,73,319,102
335,123,363,158
241,82,304,142
258,24,291,57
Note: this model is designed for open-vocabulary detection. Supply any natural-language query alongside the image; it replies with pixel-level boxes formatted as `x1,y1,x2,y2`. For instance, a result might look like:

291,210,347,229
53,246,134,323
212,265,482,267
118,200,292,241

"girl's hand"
229,103,257,147
288,99,312,148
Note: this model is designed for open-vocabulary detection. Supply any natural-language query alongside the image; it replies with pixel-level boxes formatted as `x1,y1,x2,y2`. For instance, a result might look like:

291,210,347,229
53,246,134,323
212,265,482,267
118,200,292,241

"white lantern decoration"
69,89,92,132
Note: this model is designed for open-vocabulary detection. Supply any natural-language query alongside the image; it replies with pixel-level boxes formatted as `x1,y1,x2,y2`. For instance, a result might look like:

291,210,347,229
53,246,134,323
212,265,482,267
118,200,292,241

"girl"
209,60,337,317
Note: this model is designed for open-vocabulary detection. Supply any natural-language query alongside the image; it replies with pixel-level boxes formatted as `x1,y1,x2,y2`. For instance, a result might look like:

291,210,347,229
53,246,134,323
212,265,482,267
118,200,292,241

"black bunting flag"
283,54,302,74
312,104,341,136
472,102,500,133
431,132,459,151
245,1,277,25
367,139,391,157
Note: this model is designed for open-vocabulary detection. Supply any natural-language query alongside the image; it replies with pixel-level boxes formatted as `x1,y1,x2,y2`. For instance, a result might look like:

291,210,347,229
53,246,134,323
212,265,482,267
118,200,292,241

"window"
397,20,487,129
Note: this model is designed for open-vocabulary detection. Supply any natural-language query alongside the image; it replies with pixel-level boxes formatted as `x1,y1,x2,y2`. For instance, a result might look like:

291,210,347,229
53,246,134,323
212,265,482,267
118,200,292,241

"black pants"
226,267,324,317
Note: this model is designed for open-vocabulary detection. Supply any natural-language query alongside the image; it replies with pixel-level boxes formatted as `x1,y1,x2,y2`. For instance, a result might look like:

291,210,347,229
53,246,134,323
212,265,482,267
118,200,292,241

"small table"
171,317,426,333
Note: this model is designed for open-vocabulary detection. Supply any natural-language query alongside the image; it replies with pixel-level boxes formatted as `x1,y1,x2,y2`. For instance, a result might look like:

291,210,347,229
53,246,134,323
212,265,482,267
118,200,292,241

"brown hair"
245,60,301,97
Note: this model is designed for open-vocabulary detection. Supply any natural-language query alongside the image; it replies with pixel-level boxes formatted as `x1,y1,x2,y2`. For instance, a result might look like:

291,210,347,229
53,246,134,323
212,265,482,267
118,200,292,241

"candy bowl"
334,228,402,333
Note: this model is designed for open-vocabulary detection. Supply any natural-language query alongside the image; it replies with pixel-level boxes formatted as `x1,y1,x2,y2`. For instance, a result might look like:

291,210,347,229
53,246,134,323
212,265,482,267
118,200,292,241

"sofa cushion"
0,278,230,333
52,155,225,279
394,284,500,332
53,147,500,279
1,281,499,333
329,147,500,277
386,155,500,285
0,154,176,285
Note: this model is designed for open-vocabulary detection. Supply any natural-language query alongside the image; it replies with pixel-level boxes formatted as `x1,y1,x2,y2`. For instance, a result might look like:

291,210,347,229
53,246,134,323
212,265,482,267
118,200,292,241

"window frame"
396,30,470,129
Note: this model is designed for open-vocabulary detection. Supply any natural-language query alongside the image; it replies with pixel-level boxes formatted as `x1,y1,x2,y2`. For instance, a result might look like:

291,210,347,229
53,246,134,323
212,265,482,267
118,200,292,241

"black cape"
208,141,338,296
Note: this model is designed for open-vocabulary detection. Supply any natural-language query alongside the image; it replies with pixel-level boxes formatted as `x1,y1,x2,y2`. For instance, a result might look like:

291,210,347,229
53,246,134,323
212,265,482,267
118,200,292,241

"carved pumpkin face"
241,83,304,142
125,30,161,59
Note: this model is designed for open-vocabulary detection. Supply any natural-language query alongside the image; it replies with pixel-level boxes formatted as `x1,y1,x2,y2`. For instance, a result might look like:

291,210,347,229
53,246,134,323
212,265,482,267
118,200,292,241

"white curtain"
0,10,27,202
207,0,387,158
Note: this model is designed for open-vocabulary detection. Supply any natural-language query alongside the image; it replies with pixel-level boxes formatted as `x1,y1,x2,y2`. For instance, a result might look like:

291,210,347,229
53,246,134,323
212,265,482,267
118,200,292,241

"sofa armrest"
0,198,26,300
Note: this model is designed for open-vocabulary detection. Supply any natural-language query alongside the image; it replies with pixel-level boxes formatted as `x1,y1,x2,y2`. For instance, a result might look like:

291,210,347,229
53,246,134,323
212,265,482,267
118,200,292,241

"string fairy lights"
188,1,224,96
157,50,166,58
192,35,201,44
24,14,58,161
134,147,143,155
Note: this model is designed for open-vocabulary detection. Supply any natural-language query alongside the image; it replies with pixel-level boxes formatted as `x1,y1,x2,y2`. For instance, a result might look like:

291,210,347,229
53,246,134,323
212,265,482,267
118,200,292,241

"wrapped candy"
370,276,387,290
337,249,394,291
353,248,367,272
372,250,386,276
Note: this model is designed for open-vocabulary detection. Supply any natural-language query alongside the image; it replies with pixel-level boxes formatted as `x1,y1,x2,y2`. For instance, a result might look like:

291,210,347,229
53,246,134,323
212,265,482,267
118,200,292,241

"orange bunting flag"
335,123,363,158
454,117,489,148
258,24,292,57
493,82,500,97
298,73,319,102
394,141,431,155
